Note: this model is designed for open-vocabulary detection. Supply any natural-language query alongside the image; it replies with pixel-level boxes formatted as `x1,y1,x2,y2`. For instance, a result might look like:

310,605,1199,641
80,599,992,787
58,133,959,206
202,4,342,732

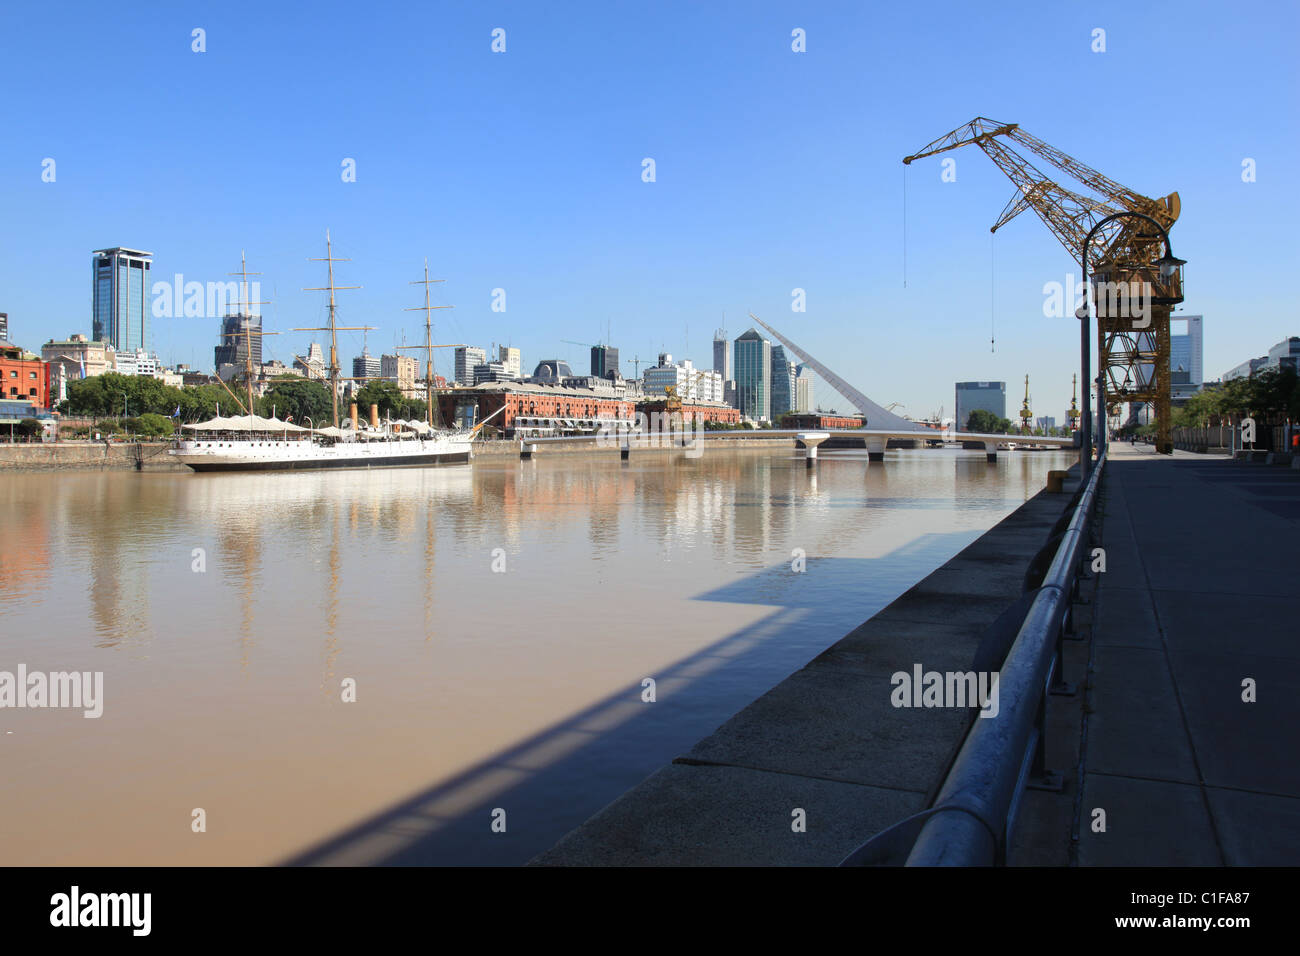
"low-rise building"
0,341,52,409
782,412,866,430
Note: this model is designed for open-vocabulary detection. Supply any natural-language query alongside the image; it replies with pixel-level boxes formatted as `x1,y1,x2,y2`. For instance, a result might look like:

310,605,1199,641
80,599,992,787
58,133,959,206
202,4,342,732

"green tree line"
1173,367,1299,427
59,374,429,426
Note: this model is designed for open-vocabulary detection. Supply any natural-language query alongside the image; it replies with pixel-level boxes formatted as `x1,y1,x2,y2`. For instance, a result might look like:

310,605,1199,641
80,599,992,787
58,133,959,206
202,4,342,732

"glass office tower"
734,329,771,422
92,247,153,352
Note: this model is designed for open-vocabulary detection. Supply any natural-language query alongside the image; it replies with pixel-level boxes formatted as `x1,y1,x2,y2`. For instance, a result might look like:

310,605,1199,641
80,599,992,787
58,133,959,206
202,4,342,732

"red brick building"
782,412,866,430
437,382,741,435
0,342,51,409
437,382,636,435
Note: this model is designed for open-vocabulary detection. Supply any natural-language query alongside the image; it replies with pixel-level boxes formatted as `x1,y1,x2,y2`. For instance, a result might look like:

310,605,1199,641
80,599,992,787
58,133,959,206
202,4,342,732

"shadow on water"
283,532,975,866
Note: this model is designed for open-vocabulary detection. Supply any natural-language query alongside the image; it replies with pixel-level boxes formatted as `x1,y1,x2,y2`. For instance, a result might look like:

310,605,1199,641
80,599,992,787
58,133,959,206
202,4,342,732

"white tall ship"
171,236,490,473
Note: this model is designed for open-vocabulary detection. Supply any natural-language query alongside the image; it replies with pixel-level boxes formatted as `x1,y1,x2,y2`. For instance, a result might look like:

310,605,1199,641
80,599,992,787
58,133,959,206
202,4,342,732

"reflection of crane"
903,118,1184,452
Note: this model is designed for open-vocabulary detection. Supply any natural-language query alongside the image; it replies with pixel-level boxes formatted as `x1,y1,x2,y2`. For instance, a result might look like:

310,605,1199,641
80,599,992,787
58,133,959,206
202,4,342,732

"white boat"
171,236,497,474
170,417,473,473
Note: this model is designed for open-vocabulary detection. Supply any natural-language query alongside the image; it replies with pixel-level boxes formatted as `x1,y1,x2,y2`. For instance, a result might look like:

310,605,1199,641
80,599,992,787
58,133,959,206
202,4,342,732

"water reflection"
0,448,1072,865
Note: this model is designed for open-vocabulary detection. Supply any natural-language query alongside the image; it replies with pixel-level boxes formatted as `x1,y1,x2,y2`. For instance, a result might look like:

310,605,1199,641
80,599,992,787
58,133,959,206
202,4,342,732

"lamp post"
1078,211,1185,472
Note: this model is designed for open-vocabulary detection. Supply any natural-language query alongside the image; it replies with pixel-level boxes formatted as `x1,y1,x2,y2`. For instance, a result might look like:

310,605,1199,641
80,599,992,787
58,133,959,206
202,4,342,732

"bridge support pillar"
797,432,829,469
620,441,630,461
866,438,885,462
521,442,536,460
984,442,998,463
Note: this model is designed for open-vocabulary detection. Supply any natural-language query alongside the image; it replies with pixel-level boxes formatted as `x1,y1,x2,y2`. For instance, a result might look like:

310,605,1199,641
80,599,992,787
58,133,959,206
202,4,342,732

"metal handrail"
897,448,1106,865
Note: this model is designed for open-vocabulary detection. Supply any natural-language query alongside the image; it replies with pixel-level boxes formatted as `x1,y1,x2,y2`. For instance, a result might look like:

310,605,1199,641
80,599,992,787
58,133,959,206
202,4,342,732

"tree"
966,409,1012,434
256,377,333,424
351,380,427,421
129,413,176,437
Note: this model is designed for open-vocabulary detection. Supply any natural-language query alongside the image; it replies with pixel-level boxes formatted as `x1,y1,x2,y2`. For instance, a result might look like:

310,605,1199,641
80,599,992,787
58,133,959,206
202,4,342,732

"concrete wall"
0,442,186,472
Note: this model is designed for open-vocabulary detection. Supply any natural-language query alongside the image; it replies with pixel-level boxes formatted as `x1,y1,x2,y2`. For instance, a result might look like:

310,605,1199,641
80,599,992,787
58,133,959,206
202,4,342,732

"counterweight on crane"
902,118,1185,453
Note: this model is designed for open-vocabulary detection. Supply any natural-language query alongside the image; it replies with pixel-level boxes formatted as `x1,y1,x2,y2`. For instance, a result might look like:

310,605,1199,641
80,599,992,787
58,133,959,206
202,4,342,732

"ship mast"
294,231,370,428
398,259,455,428
226,251,274,418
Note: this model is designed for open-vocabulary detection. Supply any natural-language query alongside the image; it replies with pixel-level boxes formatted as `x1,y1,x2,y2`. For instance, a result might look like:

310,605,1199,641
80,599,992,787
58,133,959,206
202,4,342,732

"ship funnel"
350,403,359,430
370,404,380,428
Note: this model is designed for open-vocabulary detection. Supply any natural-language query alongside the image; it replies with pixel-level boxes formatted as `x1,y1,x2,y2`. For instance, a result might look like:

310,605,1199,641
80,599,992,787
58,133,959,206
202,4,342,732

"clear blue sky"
2,0,1296,421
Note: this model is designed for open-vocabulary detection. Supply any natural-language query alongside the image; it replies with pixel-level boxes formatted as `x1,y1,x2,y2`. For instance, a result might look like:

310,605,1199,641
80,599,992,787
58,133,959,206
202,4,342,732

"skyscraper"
734,329,771,422
590,344,619,380
795,365,814,412
92,247,153,352
214,314,263,375
0,313,8,341
454,346,486,385
712,329,732,381
1170,315,1204,386
770,345,795,420
955,381,1006,429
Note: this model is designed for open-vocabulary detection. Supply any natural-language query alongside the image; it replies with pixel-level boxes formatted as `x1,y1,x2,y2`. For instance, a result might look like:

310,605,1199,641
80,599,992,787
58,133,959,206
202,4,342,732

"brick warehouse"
436,382,738,436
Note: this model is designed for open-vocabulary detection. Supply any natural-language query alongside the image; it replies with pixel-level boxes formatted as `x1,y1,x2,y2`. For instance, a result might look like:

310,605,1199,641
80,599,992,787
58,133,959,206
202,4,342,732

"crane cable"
990,233,996,352
902,165,908,289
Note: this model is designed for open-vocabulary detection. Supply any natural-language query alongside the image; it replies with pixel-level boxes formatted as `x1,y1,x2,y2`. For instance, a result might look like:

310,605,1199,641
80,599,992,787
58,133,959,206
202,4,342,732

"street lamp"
1077,210,1183,472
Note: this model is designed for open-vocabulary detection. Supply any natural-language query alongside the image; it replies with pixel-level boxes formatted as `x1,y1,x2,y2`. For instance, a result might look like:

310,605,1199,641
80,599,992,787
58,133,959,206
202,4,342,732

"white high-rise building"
1170,315,1203,386
643,353,724,404
795,365,814,412
498,346,521,378
454,346,486,385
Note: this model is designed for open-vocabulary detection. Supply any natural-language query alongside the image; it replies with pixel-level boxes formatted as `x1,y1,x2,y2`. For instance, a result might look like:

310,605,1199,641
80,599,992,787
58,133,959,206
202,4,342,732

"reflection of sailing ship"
171,235,498,473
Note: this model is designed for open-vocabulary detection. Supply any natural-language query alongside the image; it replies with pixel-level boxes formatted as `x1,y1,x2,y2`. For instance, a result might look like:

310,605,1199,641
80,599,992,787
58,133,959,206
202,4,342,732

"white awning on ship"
184,414,308,433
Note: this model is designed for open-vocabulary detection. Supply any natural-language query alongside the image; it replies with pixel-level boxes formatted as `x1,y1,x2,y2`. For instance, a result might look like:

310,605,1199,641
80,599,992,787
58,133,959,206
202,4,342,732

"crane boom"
903,117,1185,453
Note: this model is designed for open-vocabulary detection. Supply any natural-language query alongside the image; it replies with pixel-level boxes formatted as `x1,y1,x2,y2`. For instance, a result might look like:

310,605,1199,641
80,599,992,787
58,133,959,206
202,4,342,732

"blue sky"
2,0,1296,421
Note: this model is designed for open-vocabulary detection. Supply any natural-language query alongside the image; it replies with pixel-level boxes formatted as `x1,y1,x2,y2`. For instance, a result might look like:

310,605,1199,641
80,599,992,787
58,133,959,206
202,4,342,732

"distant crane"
903,118,1185,453
1019,374,1034,435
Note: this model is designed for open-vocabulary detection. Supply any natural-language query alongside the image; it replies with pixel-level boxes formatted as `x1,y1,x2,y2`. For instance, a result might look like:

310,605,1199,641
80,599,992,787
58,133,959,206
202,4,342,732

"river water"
0,446,1071,865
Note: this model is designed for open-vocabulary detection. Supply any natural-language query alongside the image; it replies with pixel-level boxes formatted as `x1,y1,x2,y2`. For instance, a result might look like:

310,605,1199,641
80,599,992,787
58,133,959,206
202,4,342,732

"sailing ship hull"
170,437,472,473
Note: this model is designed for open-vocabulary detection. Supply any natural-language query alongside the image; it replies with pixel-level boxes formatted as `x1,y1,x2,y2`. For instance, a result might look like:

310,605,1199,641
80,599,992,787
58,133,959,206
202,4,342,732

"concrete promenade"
534,467,1082,865
1068,442,1300,865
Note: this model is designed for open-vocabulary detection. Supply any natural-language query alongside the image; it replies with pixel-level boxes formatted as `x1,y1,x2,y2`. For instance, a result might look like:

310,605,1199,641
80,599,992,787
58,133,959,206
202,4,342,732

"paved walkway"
1076,443,1300,865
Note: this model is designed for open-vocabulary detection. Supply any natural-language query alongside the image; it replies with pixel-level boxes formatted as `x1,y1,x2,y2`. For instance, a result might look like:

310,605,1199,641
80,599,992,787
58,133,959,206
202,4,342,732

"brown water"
0,446,1071,865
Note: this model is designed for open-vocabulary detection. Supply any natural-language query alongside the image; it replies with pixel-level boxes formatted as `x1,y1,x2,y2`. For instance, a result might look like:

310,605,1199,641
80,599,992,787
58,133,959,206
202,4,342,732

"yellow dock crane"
1068,374,1081,432
662,367,713,414
903,118,1185,453
1019,375,1033,435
